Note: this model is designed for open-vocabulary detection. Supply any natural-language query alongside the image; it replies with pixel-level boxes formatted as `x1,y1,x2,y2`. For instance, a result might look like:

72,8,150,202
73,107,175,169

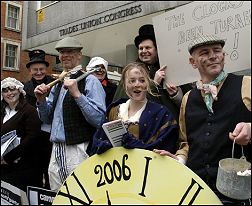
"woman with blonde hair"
87,62,178,155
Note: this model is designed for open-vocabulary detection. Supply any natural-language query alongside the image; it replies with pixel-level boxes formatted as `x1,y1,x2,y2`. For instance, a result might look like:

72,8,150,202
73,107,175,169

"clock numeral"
94,154,131,187
178,178,204,205
122,154,131,180
106,190,111,205
57,172,93,205
139,156,152,197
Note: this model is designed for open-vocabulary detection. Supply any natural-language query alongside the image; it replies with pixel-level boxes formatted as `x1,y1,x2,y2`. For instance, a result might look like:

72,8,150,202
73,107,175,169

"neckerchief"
196,70,227,113
101,79,107,87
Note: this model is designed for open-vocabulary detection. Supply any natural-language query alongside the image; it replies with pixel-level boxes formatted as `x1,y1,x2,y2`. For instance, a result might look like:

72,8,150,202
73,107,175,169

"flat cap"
188,35,225,54
55,36,83,51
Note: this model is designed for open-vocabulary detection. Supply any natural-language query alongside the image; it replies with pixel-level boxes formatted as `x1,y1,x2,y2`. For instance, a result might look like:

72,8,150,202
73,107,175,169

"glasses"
2,87,17,93
94,66,105,72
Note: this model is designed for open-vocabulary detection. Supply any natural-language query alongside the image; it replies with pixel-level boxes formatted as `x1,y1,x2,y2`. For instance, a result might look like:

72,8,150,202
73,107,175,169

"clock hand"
106,190,111,205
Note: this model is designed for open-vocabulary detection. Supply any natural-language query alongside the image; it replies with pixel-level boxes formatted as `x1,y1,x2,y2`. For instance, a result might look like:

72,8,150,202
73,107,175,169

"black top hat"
26,49,49,68
134,24,156,48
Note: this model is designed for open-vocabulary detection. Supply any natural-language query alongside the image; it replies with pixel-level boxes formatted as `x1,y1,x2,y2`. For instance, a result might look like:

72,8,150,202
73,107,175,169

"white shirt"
3,107,18,124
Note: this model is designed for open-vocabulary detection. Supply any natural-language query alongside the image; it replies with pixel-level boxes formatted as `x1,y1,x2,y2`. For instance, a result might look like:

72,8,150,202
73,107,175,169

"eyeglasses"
2,87,17,93
94,66,105,72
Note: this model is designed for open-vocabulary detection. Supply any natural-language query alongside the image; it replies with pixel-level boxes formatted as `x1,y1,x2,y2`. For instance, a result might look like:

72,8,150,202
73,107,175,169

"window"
108,65,123,74
37,1,59,10
53,55,63,71
5,2,22,31
5,44,17,68
3,40,21,71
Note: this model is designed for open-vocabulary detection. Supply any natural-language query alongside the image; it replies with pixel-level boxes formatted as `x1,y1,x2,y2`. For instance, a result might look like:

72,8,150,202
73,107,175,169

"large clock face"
52,147,222,205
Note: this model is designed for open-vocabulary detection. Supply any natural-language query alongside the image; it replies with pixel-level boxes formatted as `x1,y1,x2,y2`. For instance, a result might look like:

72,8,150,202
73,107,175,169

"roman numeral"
178,178,204,205
57,172,93,205
139,156,152,197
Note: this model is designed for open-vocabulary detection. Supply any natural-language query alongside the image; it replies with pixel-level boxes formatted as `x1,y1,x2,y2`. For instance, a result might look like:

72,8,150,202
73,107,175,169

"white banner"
1,181,28,205
27,186,56,205
153,1,251,86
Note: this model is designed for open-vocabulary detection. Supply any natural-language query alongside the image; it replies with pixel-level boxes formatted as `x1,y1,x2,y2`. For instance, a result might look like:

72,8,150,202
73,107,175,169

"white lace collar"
118,99,147,123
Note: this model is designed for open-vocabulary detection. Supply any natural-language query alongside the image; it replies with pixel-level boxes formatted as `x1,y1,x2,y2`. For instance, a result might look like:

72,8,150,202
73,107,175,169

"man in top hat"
34,36,106,192
24,49,55,189
154,34,251,204
86,56,117,107
113,24,192,122
25,49,54,107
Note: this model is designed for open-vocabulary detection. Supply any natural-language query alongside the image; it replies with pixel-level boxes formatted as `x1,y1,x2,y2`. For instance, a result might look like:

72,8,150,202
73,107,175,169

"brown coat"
1,102,44,190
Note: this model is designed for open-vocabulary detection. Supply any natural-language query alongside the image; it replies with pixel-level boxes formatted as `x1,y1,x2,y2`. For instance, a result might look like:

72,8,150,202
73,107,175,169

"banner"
1,181,28,205
27,186,56,205
152,1,251,86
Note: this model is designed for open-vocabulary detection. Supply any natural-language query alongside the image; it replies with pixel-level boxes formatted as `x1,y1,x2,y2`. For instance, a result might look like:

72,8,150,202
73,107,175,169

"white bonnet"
86,57,108,72
1,77,26,100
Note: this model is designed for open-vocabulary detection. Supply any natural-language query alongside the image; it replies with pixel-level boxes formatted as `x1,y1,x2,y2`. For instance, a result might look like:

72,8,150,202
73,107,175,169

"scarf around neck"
196,70,227,113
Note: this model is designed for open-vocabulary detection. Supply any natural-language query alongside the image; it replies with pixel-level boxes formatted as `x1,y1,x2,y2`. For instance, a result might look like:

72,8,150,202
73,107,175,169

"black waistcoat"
51,71,96,145
185,74,251,184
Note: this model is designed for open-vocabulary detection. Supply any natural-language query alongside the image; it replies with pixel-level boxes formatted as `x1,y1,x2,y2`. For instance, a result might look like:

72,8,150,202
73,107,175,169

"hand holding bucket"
216,139,251,200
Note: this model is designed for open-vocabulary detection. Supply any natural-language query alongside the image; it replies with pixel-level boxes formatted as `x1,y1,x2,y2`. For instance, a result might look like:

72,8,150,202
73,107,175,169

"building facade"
1,1,59,83
2,1,250,83
21,1,192,82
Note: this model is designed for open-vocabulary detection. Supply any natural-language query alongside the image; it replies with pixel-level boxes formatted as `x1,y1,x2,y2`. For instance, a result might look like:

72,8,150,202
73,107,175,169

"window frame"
37,1,59,10
2,40,21,71
5,1,22,32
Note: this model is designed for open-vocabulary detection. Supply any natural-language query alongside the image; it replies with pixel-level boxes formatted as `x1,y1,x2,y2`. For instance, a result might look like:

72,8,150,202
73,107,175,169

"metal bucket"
216,142,251,200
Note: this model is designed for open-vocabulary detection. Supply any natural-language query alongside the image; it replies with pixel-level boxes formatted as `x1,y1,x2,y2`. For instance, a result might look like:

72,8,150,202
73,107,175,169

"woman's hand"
153,149,178,160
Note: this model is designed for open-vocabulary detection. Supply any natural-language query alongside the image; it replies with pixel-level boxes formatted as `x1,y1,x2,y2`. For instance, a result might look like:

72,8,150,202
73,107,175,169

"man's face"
59,49,82,70
189,44,225,83
29,63,47,81
138,39,158,65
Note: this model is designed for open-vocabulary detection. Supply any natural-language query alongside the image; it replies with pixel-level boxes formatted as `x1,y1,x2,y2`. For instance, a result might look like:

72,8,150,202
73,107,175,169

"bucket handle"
232,138,246,160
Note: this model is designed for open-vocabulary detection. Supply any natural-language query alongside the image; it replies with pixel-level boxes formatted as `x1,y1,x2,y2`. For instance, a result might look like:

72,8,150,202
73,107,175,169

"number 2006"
94,154,131,187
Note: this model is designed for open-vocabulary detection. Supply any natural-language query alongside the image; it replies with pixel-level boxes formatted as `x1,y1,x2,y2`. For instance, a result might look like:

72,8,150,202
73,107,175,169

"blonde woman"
88,62,178,155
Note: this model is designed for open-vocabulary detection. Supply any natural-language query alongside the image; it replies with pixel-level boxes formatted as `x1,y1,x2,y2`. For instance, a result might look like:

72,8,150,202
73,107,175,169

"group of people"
1,24,251,205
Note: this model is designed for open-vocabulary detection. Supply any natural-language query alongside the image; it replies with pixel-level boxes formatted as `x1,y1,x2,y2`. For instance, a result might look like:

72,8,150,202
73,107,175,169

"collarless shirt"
37,72,106,143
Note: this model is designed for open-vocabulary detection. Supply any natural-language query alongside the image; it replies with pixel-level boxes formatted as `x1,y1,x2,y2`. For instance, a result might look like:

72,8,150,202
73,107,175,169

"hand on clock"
153,149,178,160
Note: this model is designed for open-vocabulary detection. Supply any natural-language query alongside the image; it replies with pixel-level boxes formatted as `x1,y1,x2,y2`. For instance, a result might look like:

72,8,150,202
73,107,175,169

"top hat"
134,24,156,48
188,35,225,54
26,49,49,68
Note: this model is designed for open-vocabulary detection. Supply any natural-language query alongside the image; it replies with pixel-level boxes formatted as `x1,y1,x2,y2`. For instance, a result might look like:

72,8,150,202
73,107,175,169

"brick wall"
1,1,58,83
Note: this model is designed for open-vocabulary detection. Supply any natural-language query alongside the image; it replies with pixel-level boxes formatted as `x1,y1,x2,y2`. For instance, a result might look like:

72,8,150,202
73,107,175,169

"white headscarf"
86,57,108,71
1,77,26,100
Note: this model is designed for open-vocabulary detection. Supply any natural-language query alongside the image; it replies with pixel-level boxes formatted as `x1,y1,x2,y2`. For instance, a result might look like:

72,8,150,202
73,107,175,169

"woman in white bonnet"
1,77,44,191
